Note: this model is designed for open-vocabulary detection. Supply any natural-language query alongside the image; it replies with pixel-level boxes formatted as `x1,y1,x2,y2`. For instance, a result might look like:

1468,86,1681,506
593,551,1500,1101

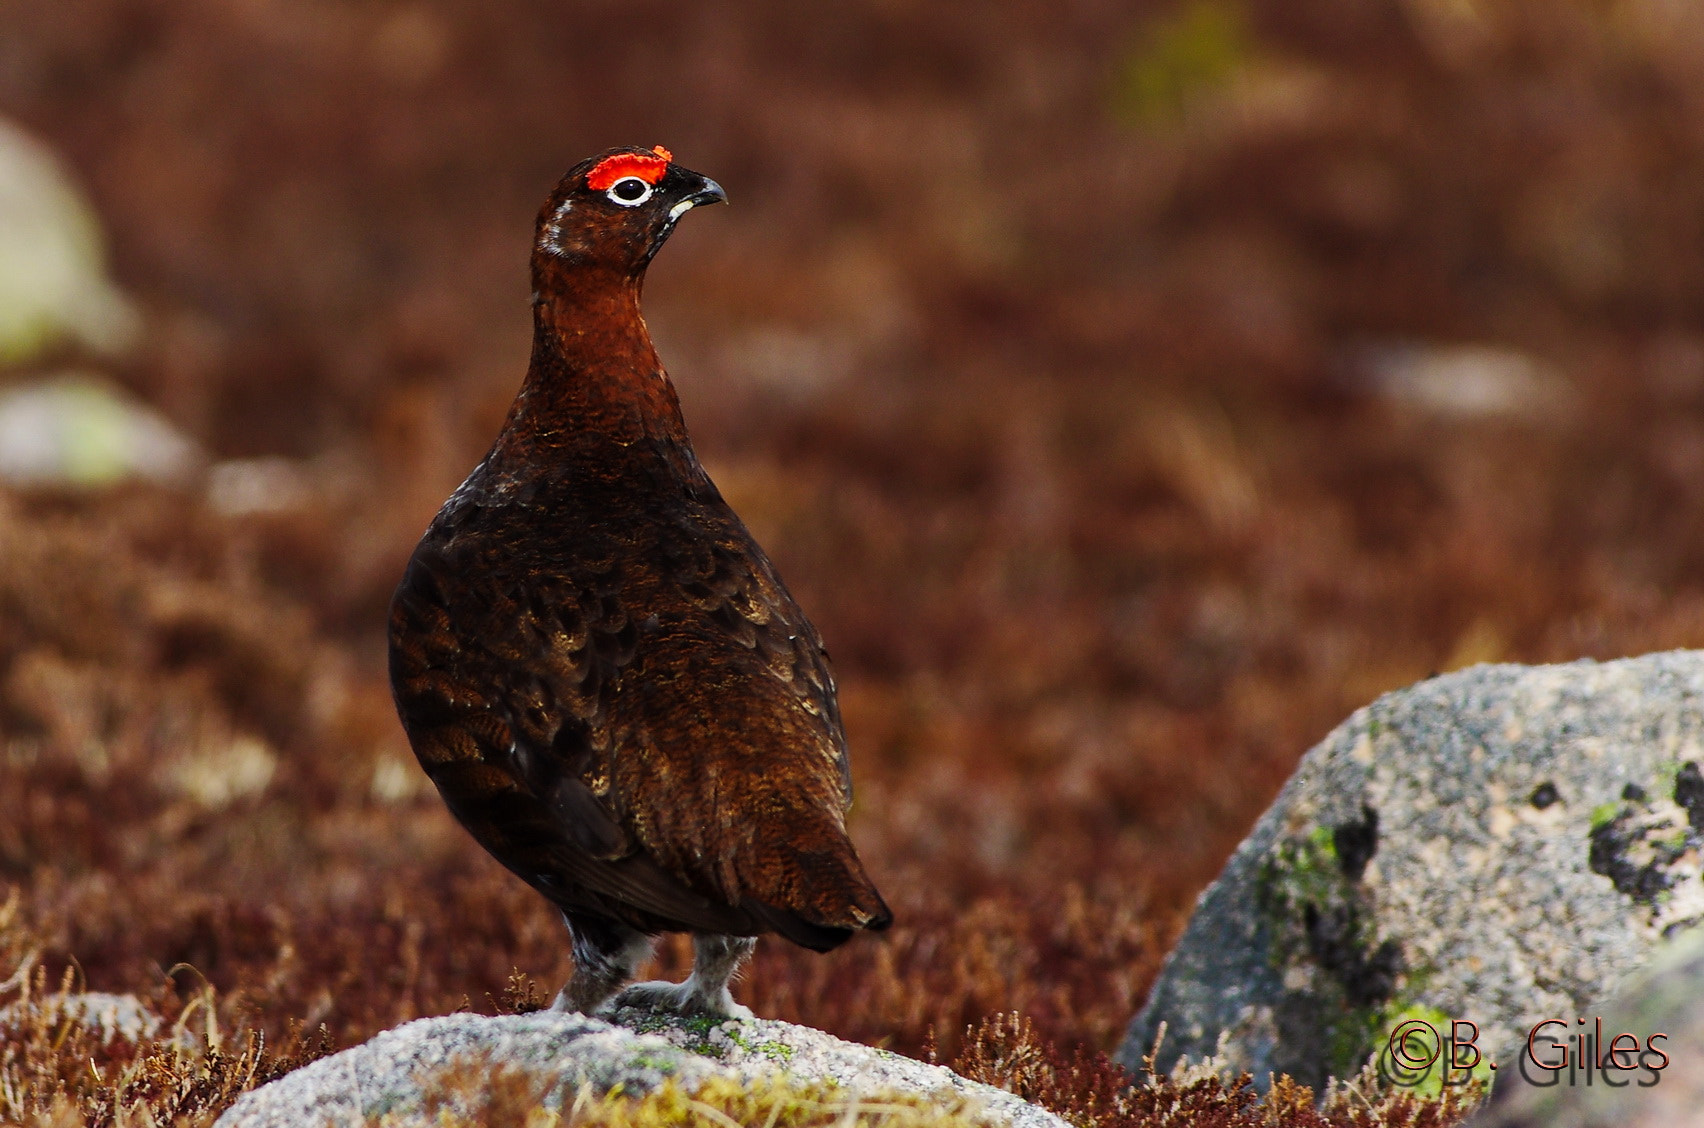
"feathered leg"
551,911,655,1014
609,933,756,1019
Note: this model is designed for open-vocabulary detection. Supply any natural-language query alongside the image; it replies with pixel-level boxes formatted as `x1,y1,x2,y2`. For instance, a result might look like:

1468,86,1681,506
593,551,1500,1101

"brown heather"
8,0,1704,1123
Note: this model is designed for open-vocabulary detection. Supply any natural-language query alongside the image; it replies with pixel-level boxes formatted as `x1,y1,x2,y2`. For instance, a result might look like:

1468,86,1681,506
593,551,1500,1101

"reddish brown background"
5,0,1704,1070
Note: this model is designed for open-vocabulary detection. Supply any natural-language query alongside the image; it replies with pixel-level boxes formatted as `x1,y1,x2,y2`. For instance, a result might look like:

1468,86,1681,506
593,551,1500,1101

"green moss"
681,1013,722,1036
1260,823,1346,926
625,1051,680,1074
623,1011,730,1058
406,1063,982,1128
1259,822,1419,1082
726,1026,796,1063
1259,837,1349,993
615,1076,982,1128
1324,1003,1388,1081
626,1012,668,1035
1369,1003,1493,1098
1590,802,1623,831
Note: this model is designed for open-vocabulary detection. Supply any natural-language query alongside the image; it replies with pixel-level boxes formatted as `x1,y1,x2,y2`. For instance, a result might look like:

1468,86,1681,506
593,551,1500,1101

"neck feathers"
499,276,692,456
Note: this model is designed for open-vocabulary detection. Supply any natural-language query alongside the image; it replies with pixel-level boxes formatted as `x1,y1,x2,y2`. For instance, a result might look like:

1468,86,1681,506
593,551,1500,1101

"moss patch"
1371,1003,1494,1099
621,1010,738,1059
1259,806,1407,1082
404,1061,986,1128
726,1025,798,1063
1585,769,1701,910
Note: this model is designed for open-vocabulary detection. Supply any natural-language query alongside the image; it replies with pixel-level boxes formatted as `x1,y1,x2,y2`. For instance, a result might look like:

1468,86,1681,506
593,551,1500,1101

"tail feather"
736,835,892,950
743,900,854,952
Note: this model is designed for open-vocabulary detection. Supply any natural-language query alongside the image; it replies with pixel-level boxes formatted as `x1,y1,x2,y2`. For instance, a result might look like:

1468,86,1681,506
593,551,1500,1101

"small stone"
1351,341,1572,422
0,117,139,362
0,992,163,1043
0,374,200,486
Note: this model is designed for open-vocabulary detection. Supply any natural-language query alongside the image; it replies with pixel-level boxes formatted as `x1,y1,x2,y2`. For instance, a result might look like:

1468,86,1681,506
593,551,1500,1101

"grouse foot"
607,977,754,1020
606,933,756,1019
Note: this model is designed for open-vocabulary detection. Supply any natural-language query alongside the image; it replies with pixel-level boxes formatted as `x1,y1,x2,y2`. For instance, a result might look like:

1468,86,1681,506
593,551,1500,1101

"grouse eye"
607,177,653,206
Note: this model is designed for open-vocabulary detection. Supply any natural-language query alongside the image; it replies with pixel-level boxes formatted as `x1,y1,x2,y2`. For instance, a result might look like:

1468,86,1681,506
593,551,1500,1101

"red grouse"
388,146,891,1019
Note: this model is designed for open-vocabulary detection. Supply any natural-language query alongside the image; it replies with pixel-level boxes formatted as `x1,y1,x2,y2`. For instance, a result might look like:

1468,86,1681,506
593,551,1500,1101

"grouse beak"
690,176,727,207
668,177,727,223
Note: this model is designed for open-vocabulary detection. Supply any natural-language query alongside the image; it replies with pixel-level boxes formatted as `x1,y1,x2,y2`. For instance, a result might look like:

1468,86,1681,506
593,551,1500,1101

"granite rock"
1470,926,1704,1128
0,990,165,1043
216,1006,1068,1128
1119,652,1704,1092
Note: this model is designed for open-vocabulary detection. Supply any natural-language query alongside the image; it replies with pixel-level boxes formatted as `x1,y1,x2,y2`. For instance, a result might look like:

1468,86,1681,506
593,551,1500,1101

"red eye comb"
588,147,673,191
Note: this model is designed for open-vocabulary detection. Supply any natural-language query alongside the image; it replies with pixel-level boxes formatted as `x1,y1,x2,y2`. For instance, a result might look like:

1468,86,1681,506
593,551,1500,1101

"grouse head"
533,145,726,284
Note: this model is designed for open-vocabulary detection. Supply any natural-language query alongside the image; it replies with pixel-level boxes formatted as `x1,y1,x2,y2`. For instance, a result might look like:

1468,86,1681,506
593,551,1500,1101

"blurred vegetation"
1115,0,1253,126
5,0,1704,1122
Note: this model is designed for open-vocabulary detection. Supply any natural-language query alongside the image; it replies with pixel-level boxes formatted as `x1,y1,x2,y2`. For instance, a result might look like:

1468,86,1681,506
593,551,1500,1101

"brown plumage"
387,146,891,1018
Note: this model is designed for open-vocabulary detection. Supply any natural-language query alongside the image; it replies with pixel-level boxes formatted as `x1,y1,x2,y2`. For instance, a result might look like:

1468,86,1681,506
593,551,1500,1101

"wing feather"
388,472,881,938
